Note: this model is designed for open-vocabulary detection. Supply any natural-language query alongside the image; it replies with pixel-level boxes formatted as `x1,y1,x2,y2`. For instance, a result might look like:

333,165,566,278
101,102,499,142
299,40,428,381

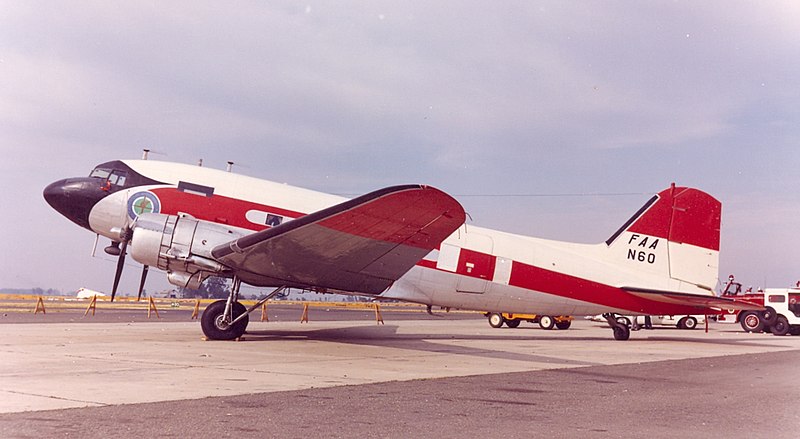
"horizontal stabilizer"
623,287,765,312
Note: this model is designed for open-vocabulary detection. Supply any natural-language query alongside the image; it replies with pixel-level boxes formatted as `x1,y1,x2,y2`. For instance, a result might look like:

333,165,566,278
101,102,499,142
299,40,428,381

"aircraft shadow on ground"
239,324,786,365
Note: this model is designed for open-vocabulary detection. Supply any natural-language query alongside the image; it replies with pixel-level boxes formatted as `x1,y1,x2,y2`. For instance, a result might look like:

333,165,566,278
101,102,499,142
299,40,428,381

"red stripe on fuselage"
419,248,714,315
509,261,710,315
151,188,303,231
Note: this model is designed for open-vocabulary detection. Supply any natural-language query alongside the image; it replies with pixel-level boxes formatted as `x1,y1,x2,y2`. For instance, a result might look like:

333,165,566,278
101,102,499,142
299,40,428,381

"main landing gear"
603,313,631,341
200,277,286,340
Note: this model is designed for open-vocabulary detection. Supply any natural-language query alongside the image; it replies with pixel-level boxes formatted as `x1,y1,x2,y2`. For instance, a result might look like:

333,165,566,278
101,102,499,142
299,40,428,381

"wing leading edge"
212,185,466,293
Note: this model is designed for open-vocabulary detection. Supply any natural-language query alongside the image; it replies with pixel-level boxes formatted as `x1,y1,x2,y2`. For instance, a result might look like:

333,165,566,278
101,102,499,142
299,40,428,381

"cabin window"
266,214,283,226
245,209,291,227
768,295,785,303
178,181,214,197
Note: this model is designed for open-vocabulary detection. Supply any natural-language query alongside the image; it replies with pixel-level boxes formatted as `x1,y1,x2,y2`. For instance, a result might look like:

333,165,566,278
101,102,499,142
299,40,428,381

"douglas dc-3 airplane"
44,158,763,341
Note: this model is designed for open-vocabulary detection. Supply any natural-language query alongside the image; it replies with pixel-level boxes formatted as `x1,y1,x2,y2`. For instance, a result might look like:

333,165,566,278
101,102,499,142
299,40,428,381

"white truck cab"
762,288,800,336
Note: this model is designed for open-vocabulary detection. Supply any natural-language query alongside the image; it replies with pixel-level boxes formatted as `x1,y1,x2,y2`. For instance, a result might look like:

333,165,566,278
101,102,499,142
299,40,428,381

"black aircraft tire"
505,319,521,328
201,300,249,340
613,326,630,341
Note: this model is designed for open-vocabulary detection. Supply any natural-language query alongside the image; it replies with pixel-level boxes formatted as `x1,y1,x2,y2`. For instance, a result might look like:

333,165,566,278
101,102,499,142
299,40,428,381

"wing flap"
623,287,765,311
212,185,465,293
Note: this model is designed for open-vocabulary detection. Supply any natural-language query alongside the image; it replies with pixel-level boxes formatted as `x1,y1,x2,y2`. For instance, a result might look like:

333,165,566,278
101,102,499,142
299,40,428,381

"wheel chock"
261,302,269,322
34,296,46,315
83,295,97,317
147,296,161,319
191,300,200,319
300,303,309,323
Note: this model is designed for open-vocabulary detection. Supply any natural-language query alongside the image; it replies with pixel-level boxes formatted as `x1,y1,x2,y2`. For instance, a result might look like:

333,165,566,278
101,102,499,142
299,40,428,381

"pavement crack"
3,389,107,407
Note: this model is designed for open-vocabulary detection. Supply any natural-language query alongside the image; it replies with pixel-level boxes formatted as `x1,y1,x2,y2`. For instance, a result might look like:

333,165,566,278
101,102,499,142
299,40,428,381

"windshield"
89,168,111,179
89,167,128,187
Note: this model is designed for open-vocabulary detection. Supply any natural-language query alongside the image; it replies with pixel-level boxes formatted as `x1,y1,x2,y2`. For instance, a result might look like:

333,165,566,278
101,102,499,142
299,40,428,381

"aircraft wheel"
789,326,800,336
740,312,763,333
613,325,630,341
201,300,249,340
555,320,572,330
488,313,505,328
771,316,790,336
505,319,521,328
538,315,555,330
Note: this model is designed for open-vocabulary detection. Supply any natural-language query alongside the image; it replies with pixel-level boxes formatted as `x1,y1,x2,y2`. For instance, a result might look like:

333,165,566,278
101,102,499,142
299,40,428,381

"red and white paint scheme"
44,158,763,340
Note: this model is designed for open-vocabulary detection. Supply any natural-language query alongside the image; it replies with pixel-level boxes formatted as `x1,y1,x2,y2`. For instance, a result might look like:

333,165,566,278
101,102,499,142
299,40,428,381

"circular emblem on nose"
127,191,161,219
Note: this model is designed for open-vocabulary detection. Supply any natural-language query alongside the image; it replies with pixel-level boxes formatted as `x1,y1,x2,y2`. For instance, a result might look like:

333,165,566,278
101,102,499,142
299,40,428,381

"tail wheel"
613,325,630,341
538,315,555,330
487,313,505,328
740,311,764,333
771,316,790,336
201,300,249,340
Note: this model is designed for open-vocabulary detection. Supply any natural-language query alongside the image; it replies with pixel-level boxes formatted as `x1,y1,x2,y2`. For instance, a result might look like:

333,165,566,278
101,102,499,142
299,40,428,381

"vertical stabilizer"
607,185,721,291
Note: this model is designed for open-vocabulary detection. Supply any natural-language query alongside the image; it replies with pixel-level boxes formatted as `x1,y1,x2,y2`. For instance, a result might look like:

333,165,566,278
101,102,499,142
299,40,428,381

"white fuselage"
88,160,718,317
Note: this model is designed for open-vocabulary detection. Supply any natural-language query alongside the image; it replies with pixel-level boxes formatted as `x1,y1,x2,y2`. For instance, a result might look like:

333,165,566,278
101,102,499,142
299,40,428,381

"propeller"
110,238,128,302
110,227,133,302
137,265,149,301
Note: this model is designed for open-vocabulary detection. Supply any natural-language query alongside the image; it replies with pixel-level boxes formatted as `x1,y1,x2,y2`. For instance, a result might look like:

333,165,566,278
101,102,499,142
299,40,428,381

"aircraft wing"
622,287,765,311
211,185,466,293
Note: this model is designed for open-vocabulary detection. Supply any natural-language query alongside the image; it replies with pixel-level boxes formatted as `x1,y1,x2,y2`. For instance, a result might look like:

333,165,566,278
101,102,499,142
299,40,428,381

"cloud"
1,1,798,290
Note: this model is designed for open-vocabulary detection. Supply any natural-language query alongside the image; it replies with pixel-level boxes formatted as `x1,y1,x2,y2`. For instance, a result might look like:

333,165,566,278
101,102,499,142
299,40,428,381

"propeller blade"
137,265,149,301
110,239,128,302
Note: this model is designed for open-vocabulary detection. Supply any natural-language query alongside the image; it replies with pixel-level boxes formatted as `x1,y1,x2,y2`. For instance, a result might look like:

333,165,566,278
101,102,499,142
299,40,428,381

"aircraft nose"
44,178,108,230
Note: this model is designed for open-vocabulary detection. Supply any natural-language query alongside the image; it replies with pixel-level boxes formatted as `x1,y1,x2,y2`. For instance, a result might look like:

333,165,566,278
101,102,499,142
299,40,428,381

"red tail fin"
608,185,721,291
609,184,721,251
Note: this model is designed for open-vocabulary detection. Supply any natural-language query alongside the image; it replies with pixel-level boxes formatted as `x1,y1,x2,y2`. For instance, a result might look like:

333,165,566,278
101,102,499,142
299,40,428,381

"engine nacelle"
129,213,248,288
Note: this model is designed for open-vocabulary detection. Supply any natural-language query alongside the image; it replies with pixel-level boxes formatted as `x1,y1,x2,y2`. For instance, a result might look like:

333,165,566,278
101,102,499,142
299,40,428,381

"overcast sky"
1,1,798,296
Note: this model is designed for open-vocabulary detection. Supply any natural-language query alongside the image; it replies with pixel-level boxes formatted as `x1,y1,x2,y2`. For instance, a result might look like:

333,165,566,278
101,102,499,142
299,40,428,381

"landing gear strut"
603,313,631,341
200,277,286,340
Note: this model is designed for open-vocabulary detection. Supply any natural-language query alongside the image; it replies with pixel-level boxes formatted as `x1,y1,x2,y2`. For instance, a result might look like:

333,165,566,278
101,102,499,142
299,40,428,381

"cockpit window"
108,170,127,186
89,168,127,187
89,168,112,179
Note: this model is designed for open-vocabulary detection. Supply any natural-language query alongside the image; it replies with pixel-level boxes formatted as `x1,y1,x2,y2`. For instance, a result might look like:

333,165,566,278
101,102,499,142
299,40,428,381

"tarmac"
1,303,799,438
